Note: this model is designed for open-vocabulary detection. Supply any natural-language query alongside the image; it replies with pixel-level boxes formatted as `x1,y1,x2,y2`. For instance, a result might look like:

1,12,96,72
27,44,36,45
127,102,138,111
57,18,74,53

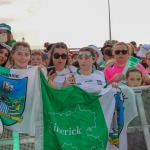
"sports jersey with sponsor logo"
53,66,77,88
76,69,107,94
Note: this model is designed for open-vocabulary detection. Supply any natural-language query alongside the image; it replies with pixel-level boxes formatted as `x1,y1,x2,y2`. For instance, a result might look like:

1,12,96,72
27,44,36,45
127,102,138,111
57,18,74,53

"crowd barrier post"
12,131,20,150
133,86,150,150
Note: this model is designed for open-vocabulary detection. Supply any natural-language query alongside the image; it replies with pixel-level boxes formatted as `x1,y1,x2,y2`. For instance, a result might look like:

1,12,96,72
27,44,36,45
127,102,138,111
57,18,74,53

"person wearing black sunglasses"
104,42,150,85
47,42,77,88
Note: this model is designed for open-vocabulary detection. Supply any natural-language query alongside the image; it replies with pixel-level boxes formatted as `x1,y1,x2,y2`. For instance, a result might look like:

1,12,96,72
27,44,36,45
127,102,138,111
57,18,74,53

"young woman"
47,42,77,88
0,44,10,67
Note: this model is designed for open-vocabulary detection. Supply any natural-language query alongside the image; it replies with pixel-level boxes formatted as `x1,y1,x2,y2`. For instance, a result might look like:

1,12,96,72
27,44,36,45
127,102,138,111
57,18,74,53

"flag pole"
108,0,112,41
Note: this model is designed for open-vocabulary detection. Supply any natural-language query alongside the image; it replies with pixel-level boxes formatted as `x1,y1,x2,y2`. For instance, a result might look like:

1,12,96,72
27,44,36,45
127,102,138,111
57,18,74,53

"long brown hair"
49,42,69,66
0,44,10,67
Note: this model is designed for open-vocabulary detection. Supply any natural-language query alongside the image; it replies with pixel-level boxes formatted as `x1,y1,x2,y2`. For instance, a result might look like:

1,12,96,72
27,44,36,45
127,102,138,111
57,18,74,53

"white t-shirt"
53,66,77,88
76,69,107,94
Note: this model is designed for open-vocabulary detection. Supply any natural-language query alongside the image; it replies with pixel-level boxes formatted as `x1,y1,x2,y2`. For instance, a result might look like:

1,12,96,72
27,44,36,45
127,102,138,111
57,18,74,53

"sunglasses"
114,50,128,55
53,53,67,59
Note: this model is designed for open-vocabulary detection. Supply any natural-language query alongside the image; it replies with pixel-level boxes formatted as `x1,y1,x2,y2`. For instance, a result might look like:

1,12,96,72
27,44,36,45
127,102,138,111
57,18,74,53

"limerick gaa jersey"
53,66,77,88
76,69,107,94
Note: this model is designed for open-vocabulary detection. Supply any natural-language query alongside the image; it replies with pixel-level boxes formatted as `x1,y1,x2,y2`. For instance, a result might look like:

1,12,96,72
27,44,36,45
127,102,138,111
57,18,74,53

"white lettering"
52,123,82,135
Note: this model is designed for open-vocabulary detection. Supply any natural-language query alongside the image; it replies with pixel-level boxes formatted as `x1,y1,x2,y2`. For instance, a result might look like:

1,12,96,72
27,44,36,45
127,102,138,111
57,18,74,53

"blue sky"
1,0,150,49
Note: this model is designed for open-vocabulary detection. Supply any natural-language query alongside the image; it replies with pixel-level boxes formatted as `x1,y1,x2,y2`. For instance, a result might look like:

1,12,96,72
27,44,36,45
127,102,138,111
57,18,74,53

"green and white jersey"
53,66,77,88
76,69,106,94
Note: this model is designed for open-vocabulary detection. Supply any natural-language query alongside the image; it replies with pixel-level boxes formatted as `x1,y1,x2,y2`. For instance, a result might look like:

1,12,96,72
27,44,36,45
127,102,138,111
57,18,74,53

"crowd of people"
1,23,150,94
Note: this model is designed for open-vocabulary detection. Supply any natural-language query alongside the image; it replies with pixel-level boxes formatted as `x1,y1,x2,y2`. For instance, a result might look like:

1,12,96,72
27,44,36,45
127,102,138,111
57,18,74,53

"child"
10,41,56,88
125,67,142,87
64,47,118,94
10,41,31,69
31,50,46,66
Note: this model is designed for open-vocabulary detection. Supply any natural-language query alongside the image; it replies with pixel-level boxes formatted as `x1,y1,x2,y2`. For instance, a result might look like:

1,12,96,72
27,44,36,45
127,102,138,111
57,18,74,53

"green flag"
40,72,108,150
122,56,141,75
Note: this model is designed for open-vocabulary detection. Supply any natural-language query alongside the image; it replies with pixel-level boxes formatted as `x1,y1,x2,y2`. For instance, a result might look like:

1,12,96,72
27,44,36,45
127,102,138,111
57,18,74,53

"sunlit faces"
126,72,142,87
31,55,44,66
77,52,95,71
0,49,9,65
113,45,129,64
11,46,31,69
52,48,68,70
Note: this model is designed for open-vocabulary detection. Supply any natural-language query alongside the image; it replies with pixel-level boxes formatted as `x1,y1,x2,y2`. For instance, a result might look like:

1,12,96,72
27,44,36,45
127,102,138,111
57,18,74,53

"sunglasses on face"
114,50,128,55
53,53,67,59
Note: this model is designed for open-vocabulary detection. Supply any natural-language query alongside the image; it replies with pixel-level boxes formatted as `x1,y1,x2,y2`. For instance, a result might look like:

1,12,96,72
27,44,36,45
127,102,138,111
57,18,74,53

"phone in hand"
0,33,7,44
47,66,56,75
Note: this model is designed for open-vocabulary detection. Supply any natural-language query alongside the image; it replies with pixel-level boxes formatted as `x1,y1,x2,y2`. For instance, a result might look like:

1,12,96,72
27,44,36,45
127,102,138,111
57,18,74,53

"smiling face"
0,48,9,66
11,46,31,69
77,51,95,72
126,72,142,87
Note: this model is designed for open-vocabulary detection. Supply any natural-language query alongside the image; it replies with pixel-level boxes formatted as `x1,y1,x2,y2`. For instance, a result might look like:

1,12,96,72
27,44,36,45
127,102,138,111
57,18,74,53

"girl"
10,42,31,69
75,47,107,93
125,67,142,87
0,44,10,67
48,42,77,88
65,47,118,94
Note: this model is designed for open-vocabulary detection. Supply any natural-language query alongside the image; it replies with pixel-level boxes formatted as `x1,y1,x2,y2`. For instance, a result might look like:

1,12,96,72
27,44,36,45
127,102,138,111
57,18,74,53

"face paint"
77,54,95,60
13,47,30,53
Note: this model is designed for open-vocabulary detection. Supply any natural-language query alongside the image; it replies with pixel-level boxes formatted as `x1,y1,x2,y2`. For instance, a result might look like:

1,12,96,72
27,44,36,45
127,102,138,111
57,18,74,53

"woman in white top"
48,42,77,88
